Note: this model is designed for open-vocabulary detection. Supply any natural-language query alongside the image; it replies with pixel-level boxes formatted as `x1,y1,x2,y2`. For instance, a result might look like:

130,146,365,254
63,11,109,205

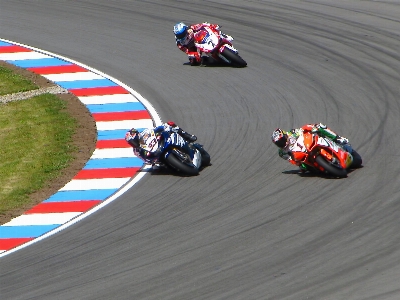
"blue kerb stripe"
44,189,118,202
0,225,60,238
84,157,143,169
7,58,72,68
56,79,118,89
0,41,12,46
97,129,146,140
87,102,145,113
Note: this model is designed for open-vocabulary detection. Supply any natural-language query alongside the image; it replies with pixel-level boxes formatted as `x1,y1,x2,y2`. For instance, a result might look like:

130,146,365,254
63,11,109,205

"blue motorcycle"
153,131,210,176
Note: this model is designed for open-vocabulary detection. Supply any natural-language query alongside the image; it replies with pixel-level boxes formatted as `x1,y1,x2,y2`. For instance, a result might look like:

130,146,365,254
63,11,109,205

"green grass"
0,65,38,95
0,90,77,215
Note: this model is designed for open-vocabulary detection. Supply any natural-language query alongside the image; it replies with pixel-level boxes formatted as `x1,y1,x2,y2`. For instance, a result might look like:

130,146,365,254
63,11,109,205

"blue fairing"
161,131,194,159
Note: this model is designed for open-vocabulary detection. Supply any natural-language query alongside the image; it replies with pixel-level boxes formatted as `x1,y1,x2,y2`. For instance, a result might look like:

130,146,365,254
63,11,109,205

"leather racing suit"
176,23,231,65
278,123,349,171
129,122,197,164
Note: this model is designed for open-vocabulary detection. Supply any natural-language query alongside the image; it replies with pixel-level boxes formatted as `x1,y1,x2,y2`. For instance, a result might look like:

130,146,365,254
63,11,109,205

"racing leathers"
176,22,232,66
278,123,349,172
126,122,197,164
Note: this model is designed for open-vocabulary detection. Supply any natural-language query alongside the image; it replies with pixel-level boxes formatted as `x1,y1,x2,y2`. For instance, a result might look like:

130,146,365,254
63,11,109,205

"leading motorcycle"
299,131,362,178
193,25,247,67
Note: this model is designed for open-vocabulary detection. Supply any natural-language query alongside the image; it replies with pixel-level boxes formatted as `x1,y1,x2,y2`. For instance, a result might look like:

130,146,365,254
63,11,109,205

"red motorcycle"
300,131,362,178
193,26,247,67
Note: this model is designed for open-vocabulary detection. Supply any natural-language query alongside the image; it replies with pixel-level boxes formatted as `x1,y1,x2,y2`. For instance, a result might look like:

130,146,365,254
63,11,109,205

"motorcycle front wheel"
166,152,200,176
221,48,247,67
350,149,363,168
315,155,347,178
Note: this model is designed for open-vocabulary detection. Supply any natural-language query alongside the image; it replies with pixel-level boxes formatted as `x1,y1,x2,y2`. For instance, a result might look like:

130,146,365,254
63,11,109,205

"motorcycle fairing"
316,136,353,169
219,43,238,54
162,132,197,163
194,27,219,52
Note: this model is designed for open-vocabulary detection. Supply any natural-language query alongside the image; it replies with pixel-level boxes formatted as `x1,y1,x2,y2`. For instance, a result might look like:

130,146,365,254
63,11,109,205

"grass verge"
0,65,38,95
0,66,78,218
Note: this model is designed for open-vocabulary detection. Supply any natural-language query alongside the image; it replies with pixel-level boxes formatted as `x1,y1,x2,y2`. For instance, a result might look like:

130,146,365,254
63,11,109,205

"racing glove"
221,32,233,41
334,136,349,144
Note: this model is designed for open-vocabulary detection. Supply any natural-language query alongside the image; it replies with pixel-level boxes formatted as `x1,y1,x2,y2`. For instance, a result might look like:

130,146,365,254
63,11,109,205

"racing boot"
299,162,309,173
199,56,208,67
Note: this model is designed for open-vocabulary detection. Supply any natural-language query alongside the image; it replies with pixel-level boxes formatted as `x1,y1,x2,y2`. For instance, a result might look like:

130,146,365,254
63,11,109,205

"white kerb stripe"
91,148,134,159
43,72,105,82
59,178,131,191
96,119,154,131
4,212,82,226
0,52,52,61
78,94,139,105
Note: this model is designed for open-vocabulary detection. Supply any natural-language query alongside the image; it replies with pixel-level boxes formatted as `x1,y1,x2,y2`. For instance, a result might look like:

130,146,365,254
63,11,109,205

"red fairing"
194,30,209,44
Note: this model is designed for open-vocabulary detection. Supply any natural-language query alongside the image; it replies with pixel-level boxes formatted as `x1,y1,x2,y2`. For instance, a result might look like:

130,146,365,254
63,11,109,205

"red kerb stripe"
69,86,129,96
0,45,32,53
74,167,140,179
92,110,151,122
27,65,87,74
0,238,34,251
96,139,130,149
25,201,102,214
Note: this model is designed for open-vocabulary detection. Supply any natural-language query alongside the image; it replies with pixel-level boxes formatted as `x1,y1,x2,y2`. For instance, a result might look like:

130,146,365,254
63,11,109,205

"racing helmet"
271,128,288,148
173,22,189,42
125,128,141,148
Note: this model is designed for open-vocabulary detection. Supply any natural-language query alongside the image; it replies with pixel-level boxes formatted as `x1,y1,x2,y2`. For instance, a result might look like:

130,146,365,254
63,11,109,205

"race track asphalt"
1,1,400,299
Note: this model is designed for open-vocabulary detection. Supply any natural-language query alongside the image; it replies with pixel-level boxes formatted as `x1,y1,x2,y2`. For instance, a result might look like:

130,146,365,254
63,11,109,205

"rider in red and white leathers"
271,123,350,172
173,22,233,66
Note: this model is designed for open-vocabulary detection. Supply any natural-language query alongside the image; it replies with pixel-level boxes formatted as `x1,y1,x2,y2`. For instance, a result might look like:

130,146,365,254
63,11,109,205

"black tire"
221,48,247,67
166,152,199,176
350,149,363,168
315,155,347,178
200,150,211,166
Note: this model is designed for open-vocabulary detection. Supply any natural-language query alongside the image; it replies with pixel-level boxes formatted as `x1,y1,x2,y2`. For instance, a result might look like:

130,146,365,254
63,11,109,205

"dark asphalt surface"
1,1,400,299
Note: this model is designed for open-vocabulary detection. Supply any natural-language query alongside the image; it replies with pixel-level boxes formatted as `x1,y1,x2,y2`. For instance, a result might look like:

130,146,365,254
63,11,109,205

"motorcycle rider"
173,21,233,66
125,121,197,163
271,123,350,172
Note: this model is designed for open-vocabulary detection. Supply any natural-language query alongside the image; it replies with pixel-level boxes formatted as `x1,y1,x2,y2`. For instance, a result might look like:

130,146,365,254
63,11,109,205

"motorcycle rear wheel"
166,153,200,176
221,48,247,67
315,155,347,178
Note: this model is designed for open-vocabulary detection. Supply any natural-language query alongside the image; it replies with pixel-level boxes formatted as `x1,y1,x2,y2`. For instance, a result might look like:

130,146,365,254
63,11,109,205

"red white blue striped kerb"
0,39,161,256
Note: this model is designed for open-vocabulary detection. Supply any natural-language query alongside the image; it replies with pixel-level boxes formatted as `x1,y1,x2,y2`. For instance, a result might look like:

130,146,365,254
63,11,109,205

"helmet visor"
175,30,187,40
274,136,287,148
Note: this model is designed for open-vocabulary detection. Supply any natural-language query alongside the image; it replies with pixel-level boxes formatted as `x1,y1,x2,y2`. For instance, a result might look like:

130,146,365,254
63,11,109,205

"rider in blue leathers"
125,121,197,163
